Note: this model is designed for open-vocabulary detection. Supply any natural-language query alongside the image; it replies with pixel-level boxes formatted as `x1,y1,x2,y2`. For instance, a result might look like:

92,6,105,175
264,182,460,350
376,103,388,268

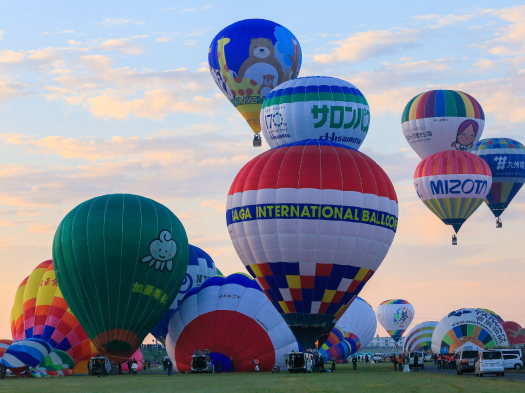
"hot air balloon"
121,348,143,372
208,19,302,147
23,260,52,338
401,90,485,159
227,139,398,349
414,150,492,243
377,299,414,343
0,340,13,361
52,194,189,362
318,327,349,363
261,77,369,150
1,338,52,371
32,262,98,363
10,276,28,341
166,273,299,372
40,349,75,371
403,321,438,352
501,321,525,346
471,138,525,227
150,244,219,345
431,308,508,354
335,297,377,355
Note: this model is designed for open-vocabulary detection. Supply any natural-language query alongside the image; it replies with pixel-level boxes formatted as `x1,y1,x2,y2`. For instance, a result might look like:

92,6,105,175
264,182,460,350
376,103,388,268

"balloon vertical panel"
53,194,189,361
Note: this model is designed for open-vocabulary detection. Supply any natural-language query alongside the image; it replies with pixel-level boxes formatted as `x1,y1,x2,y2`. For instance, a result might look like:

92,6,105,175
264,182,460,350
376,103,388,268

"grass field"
1,363,523,393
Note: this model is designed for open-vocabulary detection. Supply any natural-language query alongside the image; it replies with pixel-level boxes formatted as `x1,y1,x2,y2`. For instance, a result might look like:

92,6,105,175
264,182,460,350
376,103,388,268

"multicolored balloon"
471,138,525,220
401,90,485,159
166,274,299,372
0,339,13,361
227,139,398,349
150,244,219,345
120,348,143,372
431,308,509,354
23,260,52,338
10,276,28,341
377,299,414,343
403,321,438,352
501,321,525,346
40,349,75,370
335,297,377,355
261,77,369,150
208,19,301,145
414,150,492,234
318,327,349,363
53,194,189,361
1,338,52,371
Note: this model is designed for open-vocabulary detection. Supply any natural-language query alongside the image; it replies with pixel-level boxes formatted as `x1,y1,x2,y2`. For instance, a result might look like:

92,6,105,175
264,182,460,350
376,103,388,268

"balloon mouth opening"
104,340,133,352
442,218,466,234
93,329,139,361
289,326,329,350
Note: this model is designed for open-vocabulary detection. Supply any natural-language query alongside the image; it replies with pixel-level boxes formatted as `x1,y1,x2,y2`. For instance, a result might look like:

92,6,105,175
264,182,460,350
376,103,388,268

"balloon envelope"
208,19,301,137
1,338,52,371
501,321,525,346
318,327,349,363
53,194,189,361
0,339,13,361
150,244,219,345
166,274,299,372
23,261,52,339
227,139,398,348
261,76,369,150
40,349,75,370
401,90,485,159
377,299,414,342
431,308,508,354
471,138,525,218
335,297,377,355
414,150,492,233
10,276,28,341
403,321,438,352
120,348,143,372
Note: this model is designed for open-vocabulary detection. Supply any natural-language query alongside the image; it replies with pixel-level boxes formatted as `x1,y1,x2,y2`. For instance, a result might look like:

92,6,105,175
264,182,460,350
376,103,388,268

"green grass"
1,363,523,393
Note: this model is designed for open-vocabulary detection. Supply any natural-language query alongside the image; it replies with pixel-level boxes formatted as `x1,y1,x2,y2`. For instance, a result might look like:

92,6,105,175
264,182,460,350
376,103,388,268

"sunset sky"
1,0,524,340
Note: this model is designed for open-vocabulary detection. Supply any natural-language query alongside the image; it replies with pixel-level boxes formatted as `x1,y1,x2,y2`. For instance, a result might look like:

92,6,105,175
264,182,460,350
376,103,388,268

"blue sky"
1,0,525,339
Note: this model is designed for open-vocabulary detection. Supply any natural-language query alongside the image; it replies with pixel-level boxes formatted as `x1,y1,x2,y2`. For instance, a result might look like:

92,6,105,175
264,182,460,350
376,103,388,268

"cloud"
27,224,55,233
0,76,33,104
180,6,211,13
0,30,3,41
412,9,491,27
314,29,422,63
97,38,145,54
0,50,25,64
97,18,145,27
487,5,525,56
40,30,74,36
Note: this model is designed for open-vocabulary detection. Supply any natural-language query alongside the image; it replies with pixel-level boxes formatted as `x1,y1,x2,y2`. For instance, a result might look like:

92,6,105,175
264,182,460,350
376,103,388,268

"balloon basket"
253,133,262,147
496,218,502,228
452,234,457,245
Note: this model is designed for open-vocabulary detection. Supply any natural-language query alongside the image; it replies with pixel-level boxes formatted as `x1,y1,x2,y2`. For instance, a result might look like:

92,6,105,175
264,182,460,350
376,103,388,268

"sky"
1,0,525,341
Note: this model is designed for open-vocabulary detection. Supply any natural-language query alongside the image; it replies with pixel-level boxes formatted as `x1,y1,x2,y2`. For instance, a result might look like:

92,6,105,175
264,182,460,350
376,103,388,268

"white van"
475,350,504,377
498,349,523,370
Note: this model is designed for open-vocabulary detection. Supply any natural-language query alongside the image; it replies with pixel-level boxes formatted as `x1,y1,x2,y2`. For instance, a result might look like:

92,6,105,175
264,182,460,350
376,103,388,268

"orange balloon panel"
11,276,28,341
0,339,13,360
22,260,52,338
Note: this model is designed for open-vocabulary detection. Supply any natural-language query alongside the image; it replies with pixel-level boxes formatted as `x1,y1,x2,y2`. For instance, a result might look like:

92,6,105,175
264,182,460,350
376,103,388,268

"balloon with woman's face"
401,90,485,159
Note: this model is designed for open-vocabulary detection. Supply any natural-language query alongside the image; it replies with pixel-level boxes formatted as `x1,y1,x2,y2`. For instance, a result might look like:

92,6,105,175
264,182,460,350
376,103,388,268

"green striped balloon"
53,194,188,362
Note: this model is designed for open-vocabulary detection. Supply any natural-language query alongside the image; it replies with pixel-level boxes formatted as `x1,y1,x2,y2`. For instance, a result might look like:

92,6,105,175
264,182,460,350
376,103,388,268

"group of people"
162,356,174,375
435,353,457,370
126,358,139,376
216,358,235,373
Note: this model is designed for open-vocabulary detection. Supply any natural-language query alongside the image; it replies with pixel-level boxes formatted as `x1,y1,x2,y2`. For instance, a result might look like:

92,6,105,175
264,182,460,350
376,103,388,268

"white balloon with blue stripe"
1,338,52,370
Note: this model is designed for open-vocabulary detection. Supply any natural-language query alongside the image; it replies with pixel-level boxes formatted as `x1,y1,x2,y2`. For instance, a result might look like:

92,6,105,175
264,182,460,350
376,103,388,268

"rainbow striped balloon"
318,327,349,363
403,321,438,352
10,277,28,341
377,299,414,342
414,150,492,233
401,90,485,159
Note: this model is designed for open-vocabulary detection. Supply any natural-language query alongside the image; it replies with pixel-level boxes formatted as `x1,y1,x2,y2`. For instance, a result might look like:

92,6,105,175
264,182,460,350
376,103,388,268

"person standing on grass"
217,360,222,373
437,354,442,369
230,358,235,373
252,357,260,371
352,356,357,370
365,354,370,367
397,354,403,372
131,361,138,376
167,358,173,376
392,354,397,371
331,357,336,372
413,353,419,372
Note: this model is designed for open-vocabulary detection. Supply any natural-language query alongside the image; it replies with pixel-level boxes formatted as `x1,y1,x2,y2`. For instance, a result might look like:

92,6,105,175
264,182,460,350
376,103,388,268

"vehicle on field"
283,352,317,373
456,349,479,375
475,350,504,377
372,354,383,362
423,353,432,362
191,349,213,373
498,349,523,370
408,352,425,369
88,356,111,376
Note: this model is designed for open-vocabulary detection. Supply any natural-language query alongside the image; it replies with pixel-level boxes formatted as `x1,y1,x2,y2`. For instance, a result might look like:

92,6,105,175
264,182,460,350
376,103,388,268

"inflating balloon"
318,327,349,363
414,150,492,238
150,244,219,345
53,194,189,361
1,338,52,371
120,348,143,372
377,299,414,342
40,349,75,370
401,90,485,159
10,276,28,341
431,308,508,354
227,139,398,349
208,19,301,146
23,260,52,338
403,321,438,352
166,274,299,372
0,339,13,361
335,297,377,355
501,321,525,346
471,138,525,225
261,77,369,150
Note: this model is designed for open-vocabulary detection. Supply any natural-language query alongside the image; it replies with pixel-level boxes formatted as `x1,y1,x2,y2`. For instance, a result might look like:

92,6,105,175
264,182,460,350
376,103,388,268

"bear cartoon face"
149,230,177,262
250,38,274,59
262,74,274,86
